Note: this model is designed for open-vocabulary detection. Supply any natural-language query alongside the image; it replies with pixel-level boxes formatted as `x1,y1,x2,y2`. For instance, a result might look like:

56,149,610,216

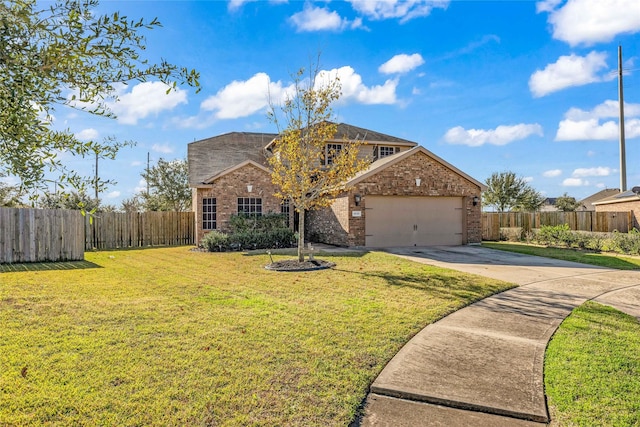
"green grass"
482,241,640,270
0,247,512,426
545,302,640,426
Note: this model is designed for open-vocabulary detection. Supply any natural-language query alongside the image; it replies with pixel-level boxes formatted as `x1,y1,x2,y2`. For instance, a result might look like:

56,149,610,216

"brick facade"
307,150,483,246
194,163,283,244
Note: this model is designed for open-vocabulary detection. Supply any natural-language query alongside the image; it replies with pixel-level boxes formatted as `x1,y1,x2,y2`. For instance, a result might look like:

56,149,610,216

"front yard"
0,247,510,426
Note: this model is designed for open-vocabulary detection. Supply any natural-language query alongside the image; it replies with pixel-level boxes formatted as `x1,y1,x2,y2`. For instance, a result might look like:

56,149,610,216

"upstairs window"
238,197,262,215
325,143,342,165
202,198,216,230
379,146,397,158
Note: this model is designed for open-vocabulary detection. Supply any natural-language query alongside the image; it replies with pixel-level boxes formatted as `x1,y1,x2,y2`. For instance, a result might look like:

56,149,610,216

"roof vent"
632,186,640,195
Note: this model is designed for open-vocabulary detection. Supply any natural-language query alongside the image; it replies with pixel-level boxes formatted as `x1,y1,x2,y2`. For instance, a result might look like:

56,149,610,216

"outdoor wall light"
354,194,362,206
247,184,253,193
415,178,421,187
473,196,479,206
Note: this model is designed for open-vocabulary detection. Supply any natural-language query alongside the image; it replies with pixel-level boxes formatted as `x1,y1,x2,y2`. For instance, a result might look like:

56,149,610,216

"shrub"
228,228,296,251
535,224,573,246
609,229,640,255
201,230,229,252
228,213,288,233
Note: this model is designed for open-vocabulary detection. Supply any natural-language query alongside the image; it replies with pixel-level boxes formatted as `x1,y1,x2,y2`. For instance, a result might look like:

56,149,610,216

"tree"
38,190,100,211
555,192,582,212
484,171,544,212
0,0,199,192
141,158,191,211
267,64,370,262
0,181,24,207
120,195,144,213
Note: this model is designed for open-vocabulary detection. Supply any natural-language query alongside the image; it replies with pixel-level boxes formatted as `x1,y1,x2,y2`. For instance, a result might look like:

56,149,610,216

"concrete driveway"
360,245,640,426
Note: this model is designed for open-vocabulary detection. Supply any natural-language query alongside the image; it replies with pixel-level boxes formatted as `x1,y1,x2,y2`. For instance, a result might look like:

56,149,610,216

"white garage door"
365,196,463,247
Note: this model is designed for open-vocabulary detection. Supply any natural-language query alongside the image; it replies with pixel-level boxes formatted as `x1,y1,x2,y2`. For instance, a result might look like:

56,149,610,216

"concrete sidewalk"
359,246,640,426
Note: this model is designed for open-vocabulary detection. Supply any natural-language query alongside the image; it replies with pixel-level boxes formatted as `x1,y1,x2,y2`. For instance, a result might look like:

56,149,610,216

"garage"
365,196,464,247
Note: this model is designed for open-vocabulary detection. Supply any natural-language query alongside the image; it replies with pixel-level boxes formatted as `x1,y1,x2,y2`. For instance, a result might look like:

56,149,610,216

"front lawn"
0,247,511,426
482,241,640,270
545,302,640,426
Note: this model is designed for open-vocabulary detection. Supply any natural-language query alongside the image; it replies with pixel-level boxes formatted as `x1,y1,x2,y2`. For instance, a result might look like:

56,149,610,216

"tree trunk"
297,209,305,262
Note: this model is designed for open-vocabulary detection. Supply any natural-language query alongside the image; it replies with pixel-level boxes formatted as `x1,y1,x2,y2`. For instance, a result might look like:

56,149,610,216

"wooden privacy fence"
0,207,85,263
85,211,195,250
483,211,633,241
1,208,195,263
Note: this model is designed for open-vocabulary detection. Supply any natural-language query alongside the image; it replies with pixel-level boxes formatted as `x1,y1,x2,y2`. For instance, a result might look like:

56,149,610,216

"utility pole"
146,152,150,195
95,150,99,200
618,45,627,192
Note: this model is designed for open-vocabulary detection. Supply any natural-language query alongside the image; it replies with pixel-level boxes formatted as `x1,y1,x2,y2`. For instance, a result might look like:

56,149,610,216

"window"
238,197,262,215
281,199,290,226
325,143,342,165
379,146,396,158
202,198,216,230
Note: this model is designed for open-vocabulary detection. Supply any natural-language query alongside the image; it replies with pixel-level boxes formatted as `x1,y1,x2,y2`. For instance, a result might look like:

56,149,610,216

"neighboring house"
187,122,485,247
592,188,640,230
577,188,620,211
540,198,558,212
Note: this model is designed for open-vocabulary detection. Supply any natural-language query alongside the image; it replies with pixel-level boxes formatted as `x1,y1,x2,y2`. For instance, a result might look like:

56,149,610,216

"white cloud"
379,53,424,74
347,0,449,23
152,143,174,154
131,161,143,167
105,82,188,125
201,73,295,120
523,176,534,183
555,99,640,140
135,179,147,194
556,118,620,141
529,52,612,97
572,166,614,177
563,178,589,186
76,128,99,141
543,169,562,177
228,0,256,12
316,66,398,104
535,0,562,13
539,0,640,46
443,123,543,147
289,4,362,32
106,191,121,199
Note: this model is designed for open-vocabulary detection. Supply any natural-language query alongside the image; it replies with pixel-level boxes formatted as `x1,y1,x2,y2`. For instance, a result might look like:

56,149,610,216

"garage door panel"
365,196,463,247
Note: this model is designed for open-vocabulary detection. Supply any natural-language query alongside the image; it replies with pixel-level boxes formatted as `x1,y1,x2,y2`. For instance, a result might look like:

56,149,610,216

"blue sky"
37,0,640,206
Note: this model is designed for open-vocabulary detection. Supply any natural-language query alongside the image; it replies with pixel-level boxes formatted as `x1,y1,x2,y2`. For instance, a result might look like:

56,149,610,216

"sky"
30,0,640,206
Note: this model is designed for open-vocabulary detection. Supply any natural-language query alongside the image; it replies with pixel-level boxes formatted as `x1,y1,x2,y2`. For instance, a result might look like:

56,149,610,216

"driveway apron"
360,246,640,426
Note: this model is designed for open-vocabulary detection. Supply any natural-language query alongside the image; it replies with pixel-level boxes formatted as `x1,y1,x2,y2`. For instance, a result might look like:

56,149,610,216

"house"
577,188,620,211
592,187,640,230
187,123,485,247
540,198,558,212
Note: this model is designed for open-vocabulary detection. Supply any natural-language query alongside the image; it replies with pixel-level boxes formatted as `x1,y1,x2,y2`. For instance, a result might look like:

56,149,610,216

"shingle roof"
187,132,277,185
332,123,417,145
187,123,418,186
578,188,620,210
592,188,640,205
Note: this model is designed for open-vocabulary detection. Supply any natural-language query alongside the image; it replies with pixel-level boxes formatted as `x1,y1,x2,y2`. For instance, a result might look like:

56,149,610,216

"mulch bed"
265,259,336,272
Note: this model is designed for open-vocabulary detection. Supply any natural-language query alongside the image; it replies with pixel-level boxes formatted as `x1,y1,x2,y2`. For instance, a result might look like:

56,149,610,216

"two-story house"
188,122,485,248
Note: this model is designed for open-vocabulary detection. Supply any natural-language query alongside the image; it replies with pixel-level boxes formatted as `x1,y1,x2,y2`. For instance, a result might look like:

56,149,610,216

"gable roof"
332,123,417,145
263,122,418,150
203,160,271,184
592,188,640,206
188,131,277,186
578,188,620,209
345,145,486,190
